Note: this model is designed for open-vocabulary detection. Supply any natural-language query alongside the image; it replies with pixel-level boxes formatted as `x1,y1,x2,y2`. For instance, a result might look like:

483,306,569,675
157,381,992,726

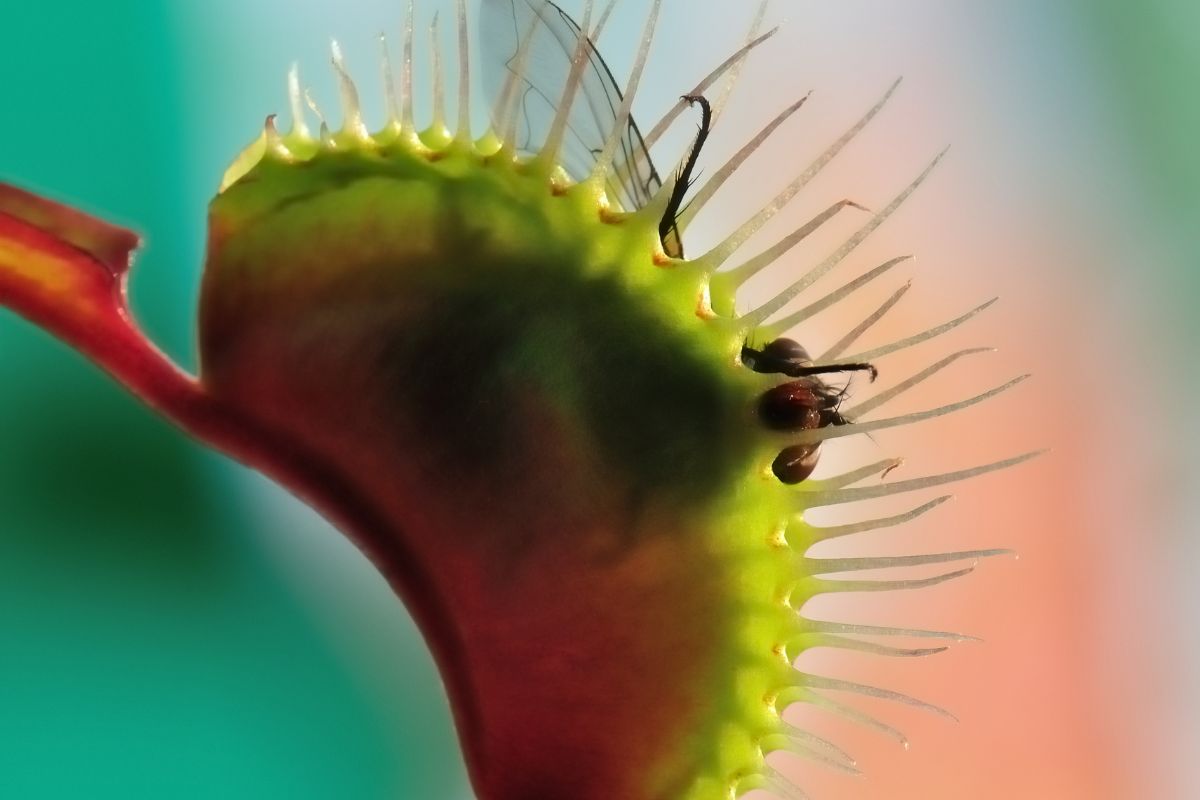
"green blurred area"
0,2,466,797
1069,0,1200,336
1071,1,1200,215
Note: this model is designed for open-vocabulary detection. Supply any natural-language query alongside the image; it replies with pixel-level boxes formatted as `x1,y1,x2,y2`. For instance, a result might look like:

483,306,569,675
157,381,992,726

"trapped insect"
480,0,712,257
480,0,883,494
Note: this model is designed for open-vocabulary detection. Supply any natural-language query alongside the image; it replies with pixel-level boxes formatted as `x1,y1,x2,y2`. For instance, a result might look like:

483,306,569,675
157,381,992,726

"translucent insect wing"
479,0,663,212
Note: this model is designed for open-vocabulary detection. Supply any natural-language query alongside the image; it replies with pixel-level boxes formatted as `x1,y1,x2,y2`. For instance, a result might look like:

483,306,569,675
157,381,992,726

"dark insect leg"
785,362,879,382
659,95,713,257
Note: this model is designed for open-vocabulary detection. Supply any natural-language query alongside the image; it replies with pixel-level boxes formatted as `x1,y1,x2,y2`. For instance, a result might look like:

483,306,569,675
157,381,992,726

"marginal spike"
803,691,911,748
799,618,979,642
711,0,771,125
490,63,517,142
679,93,810,229
797,673,958,721
330,40,369,140
811,566,975,594
304,89,332,146
798,451,1044,508
262,115,293,159
742,147,948,326
698,79,901,270
784,375,1030,446
540,0,596,169
590,0,664,186
455,0,471,141
804,634,949,658
757,765,813,800
705,199,869,279
592,0,621,41
807,458,903,492
779,723,858,769
430,12,447,131
805,549,1011,574
379,34,401,125
303,89,327,128
401,0,416,133
768,256,912,335
846,348,994,420
837,296,999,365
287,63,311,139
642,27,779,151
819,281,912,361
802,495,952,543
766,735,861,776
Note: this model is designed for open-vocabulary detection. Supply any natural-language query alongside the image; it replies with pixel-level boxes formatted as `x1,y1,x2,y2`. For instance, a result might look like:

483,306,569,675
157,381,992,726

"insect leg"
786,362,879,382
659,95,713,257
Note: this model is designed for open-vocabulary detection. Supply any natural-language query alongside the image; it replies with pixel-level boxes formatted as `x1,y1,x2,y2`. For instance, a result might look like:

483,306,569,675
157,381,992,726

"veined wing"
478,0,663,213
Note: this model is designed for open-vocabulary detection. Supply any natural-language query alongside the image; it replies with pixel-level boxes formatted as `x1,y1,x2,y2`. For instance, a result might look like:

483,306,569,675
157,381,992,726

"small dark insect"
758,378,851,432
744,337,875,484
772,443,822,485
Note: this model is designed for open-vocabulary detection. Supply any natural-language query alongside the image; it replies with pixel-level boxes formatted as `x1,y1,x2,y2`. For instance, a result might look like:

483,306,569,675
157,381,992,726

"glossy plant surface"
0,2,1045,798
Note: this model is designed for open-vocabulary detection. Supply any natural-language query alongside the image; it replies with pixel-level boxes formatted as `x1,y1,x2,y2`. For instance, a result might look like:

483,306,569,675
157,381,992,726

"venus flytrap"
0,1,1037,798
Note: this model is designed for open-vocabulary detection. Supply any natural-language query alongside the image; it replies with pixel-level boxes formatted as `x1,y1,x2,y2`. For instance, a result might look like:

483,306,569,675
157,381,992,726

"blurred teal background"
0,1,1195,798
0,2,468,798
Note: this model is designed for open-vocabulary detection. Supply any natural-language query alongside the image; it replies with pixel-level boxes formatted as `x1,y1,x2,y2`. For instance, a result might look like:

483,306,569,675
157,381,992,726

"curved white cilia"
243,1,1037,797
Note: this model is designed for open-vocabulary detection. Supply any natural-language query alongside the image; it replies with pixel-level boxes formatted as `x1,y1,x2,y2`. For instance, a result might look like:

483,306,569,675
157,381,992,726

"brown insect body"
744,337,867,484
